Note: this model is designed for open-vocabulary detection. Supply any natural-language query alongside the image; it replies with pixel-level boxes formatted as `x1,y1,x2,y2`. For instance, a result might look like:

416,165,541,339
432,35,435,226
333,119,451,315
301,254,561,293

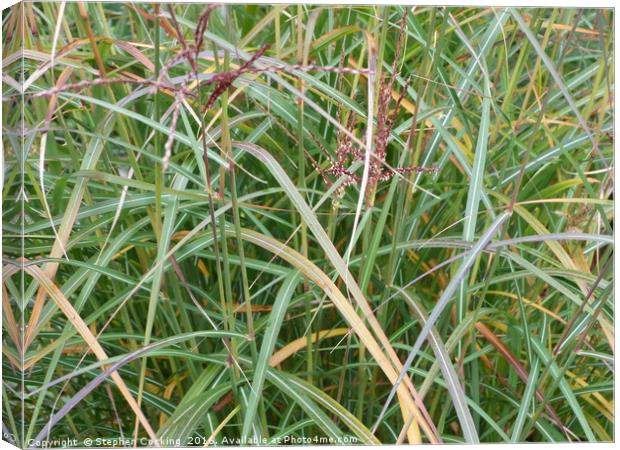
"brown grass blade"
4,261,159,444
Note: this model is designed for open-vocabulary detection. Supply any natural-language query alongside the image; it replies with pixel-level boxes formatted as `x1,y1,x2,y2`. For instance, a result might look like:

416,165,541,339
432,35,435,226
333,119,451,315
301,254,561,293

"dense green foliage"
2,3,614,446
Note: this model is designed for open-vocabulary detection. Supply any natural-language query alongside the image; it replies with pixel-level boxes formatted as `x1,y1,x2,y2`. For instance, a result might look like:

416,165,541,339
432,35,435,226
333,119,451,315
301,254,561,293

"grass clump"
1,3,614,446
